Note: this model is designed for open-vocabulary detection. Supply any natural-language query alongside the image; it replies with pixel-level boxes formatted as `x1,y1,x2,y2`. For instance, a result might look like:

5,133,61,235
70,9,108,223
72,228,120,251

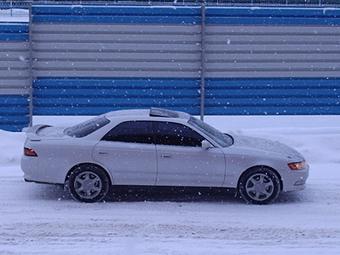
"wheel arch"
236,165,283,192
65,162,113,186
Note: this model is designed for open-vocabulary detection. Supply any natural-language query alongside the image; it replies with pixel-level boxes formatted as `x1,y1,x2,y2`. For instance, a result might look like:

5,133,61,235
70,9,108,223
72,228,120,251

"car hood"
231,134,304,162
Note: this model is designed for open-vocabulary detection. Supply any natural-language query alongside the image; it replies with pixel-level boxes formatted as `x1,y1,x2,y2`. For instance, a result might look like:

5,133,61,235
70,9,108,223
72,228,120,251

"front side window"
154,122,204,147
102,121,153,144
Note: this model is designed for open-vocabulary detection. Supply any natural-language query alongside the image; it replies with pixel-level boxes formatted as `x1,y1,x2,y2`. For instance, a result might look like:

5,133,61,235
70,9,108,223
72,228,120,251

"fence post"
28,4,33,127
200,0,206,121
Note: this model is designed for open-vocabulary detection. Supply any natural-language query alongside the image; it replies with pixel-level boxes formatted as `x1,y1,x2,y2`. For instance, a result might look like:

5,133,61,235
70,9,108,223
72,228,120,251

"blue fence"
30,5,202,117
204,7,340,115
0,23,28,41
205,6,340,25
31,5,202,24
0,23,30,131
1,5,340,132
0,96,29,131
205,78,340,115
33,78,201,115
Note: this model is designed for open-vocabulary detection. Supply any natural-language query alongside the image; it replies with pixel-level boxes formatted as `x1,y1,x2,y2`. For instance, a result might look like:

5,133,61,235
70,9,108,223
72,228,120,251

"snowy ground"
1,116,340,254
0,9,28,22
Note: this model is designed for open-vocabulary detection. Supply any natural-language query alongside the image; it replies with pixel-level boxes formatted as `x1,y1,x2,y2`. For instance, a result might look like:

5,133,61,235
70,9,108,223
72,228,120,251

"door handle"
98,151,109,155
160,154,172,158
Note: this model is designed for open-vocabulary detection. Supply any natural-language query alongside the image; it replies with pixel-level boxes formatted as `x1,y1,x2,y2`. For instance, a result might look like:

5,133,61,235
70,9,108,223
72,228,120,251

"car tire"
68,164,110,203
238,167,281,204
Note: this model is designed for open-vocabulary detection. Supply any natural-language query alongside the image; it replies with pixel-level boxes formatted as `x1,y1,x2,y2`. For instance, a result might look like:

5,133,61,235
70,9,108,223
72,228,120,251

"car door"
153,121,226,187
93,121,157,185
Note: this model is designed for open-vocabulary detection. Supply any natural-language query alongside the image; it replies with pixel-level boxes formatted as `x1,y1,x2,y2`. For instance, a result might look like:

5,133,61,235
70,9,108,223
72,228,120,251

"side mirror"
201,140,213,150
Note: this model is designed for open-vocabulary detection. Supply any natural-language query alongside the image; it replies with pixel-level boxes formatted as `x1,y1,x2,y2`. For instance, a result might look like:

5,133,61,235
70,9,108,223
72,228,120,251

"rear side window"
64,116,110,138
154,122,204,147
102,121,154,144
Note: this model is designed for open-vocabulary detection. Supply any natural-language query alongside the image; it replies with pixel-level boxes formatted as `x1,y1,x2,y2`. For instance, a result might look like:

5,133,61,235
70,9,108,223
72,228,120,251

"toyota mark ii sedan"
21,108,309,204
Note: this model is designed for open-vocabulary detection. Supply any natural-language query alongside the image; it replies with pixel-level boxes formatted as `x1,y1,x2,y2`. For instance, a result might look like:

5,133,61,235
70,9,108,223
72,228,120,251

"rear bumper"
21,155,62,184
21,156,39,181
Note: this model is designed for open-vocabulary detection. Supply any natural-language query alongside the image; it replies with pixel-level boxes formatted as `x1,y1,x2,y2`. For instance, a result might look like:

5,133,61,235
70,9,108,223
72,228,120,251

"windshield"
64,116,110,138
188,117,233,147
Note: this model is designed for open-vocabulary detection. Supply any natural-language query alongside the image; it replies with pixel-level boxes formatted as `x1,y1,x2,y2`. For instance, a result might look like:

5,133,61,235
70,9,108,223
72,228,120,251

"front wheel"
67,165,110,203
238,167,281,204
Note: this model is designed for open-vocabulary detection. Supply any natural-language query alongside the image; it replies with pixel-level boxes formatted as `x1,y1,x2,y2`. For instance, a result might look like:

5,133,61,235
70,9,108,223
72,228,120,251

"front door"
153,121,226,187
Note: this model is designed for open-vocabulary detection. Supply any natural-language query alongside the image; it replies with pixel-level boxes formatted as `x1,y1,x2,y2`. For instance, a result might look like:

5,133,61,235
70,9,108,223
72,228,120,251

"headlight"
288,161,306,170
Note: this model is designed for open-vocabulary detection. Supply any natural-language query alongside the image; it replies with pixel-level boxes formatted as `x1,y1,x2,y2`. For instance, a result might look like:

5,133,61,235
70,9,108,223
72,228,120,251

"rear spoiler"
22,125,51,134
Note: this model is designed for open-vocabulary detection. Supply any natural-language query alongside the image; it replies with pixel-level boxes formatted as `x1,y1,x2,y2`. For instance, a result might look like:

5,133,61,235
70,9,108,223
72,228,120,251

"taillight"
24,147,38,157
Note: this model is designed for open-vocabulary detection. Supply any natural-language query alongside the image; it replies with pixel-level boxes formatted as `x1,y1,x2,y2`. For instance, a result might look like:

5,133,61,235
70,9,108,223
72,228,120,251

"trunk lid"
25,125,67,140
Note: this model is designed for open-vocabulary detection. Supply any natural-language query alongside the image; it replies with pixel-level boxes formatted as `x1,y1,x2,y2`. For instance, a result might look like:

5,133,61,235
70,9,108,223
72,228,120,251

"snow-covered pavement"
1,117,340,254
0,9,28,22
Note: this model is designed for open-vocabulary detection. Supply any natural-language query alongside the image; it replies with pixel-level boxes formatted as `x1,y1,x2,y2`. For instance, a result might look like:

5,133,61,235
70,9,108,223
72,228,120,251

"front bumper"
281,164,309,192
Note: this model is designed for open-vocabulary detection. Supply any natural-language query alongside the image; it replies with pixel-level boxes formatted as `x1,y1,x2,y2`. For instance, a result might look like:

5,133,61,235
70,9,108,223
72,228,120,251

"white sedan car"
21,108,309,204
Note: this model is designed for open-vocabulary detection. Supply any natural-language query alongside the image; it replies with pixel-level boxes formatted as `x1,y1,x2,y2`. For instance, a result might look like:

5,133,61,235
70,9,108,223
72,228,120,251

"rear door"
93,121,157,185
153,121,226,187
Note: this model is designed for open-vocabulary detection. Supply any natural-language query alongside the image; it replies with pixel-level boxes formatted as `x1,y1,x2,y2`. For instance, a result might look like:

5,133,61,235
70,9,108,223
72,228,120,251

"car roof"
104,108,191,121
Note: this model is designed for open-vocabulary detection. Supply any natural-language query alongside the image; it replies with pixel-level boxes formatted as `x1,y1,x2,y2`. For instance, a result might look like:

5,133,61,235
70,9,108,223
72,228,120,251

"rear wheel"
68,165,110,203
238,167,281,204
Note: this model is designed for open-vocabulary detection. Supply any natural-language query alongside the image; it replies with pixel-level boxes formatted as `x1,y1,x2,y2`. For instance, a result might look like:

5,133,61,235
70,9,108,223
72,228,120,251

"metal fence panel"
3,4,340,132
205,6,340,115
0,23,30,131
31,5,202,115
33,78,201,115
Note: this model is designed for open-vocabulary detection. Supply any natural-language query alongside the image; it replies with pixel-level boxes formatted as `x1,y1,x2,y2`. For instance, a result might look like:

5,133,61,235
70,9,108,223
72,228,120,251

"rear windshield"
64,116,110,138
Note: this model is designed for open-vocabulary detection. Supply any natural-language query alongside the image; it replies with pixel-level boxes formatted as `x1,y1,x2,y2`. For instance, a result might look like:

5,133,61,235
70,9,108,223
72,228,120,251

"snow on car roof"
105,109,149,118
149,108,180,118
104,108,190,120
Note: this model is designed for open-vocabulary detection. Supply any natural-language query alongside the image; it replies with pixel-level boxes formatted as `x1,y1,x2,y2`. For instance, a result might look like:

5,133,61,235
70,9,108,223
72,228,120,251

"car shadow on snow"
27,183,72,201
30,184,243,203
108,186,243,203
275,188,313,204
29,184,309,204
107,187,310,204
